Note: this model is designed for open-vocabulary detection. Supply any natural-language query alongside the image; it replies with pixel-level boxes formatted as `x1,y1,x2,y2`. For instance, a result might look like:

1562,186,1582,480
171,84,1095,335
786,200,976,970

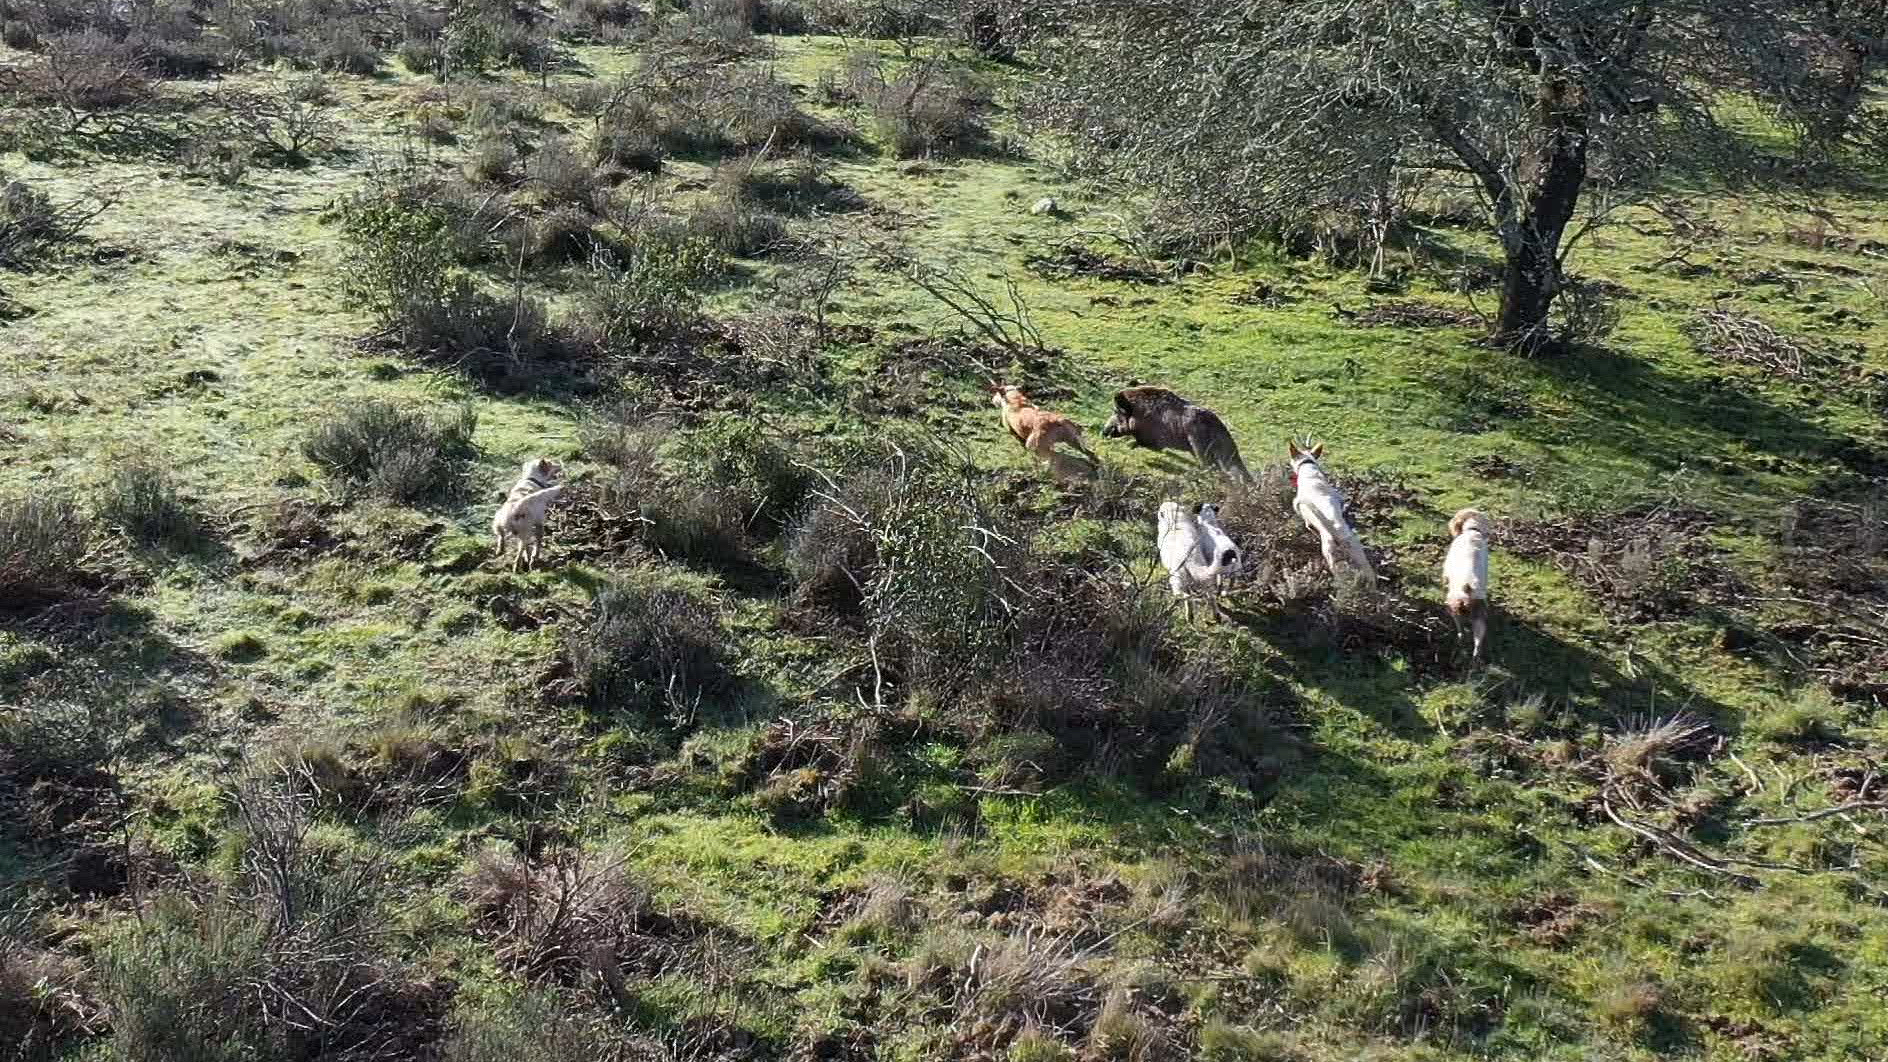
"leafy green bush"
569,232,722,353
300,400,478,502
335,179,544,354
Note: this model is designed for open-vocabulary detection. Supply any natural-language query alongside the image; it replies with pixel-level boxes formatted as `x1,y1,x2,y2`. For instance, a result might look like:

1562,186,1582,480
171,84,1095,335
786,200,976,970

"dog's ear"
1113,391,1132,415
1310,442,1324,459
1287,440,1302,458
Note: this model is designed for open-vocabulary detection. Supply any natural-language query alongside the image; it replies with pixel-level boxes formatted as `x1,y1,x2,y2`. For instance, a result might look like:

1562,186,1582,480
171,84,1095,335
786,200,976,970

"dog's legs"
1470,601,1488,661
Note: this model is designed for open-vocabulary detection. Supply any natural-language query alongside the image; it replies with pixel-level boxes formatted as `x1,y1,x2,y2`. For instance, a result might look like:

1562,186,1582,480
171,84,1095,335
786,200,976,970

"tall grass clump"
96,460,200,548
0,496,93,613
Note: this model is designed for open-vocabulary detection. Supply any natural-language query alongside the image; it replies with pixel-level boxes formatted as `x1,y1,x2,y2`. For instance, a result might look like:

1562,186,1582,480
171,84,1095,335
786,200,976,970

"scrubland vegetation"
4,2,1888,1060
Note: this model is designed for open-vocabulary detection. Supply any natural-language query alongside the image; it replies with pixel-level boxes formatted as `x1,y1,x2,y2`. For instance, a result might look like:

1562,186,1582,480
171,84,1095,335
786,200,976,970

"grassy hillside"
4,10,1888,1062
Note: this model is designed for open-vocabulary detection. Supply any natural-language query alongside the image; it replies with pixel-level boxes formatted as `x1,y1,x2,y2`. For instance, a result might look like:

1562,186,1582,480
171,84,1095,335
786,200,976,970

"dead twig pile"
1348,300,1480,329
1023,242,1167,285
1686,307,1833,380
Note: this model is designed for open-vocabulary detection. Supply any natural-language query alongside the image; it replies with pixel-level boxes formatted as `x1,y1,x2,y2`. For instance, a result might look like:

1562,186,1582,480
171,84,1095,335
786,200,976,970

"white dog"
1195,502,1243,578
1288,440,1376,588
492,457,563,571
1157,500,1237,620
1444,508,1492,659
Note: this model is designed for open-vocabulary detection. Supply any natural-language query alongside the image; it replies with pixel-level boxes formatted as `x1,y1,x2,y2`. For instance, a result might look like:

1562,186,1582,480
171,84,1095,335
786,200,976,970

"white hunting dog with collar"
492,457,564,571
1288,440,1376,588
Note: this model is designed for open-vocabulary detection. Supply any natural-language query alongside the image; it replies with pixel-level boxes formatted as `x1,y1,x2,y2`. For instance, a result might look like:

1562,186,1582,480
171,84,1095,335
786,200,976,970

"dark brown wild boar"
1100,386,1252,480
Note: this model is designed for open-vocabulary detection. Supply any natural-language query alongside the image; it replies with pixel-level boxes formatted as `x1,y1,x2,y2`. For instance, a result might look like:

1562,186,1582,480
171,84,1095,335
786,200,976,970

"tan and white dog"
1444,508,1492,660
992,384,1098,479
492,457,563,571
1288,440,1376,588
1158,500,1238,621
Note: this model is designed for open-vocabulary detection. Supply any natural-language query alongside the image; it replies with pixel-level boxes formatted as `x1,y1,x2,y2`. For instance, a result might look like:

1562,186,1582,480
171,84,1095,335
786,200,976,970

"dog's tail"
1449,507,1488,538
1446,589,1476,616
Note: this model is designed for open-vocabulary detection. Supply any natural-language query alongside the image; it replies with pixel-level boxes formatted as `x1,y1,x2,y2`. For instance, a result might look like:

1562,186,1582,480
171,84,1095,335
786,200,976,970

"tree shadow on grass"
1229,597,1737,742
1524,343,1888,482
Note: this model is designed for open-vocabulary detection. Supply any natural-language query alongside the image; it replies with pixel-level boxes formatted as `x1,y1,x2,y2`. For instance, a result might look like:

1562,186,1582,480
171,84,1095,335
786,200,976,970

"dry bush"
205,79,339,164
848,53,990,158
0,691,129,898
0,495,97,615
1768,483,1888,701
93,774,444,1061
684,167,789,256
0,30,155,134
522,204,600,264
0,932,99,1060
560,578,731,720
0,170,113,268
786,442,1297,788
590,99,664,173
1687,306,1838,380
745,710,889,823
552,0,645,43
461,846,654,988
95,458,200,548
1505,504,1744,623
1349,300,1479,329
528,136,605,211
299,400,478,502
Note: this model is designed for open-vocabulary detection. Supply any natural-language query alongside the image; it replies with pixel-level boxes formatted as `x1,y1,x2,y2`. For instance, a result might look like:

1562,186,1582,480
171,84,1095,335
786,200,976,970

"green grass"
4,25,1888,1062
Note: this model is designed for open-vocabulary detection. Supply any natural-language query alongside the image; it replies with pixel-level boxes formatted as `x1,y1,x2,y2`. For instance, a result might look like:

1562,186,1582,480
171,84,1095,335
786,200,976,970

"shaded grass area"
4,21,1888,1062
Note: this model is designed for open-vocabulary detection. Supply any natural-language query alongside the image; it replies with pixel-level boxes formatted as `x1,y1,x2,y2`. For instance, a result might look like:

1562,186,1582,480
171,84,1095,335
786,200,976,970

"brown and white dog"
1288,439,1376,588
1443,508,1492,660
492,457,563,571
992,385,1097,478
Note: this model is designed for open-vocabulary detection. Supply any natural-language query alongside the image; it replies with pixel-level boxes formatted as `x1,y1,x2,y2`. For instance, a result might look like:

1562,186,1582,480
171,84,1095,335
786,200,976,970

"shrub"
671,417,811,535
0,495,93,614
591,104,663,173
299,400,478,502
93,896,272,1062
335,178,543,354
527,136,603,210
6,30,155,133
461,846,650,984
442,985,634,1060
3,20,39,50
552,0,644,43
207,82,338,165
311,26,380,75
0,170,112,269
96,459,200,548
0,934,94,1061
564,578,730,718
398,36,439,74
94,781,433,1061
522,204,599,264
684,170,788,257
850,55,989,158
569,232,722,353
464,133,519,183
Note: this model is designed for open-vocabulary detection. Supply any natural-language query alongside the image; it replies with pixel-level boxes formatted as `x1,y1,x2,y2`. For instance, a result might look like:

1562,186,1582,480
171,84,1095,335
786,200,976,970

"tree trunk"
1494,79,1589,350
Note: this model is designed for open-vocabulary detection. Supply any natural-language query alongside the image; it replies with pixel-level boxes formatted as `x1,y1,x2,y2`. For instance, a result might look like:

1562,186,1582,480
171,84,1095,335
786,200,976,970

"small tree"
1039,1,1888,350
